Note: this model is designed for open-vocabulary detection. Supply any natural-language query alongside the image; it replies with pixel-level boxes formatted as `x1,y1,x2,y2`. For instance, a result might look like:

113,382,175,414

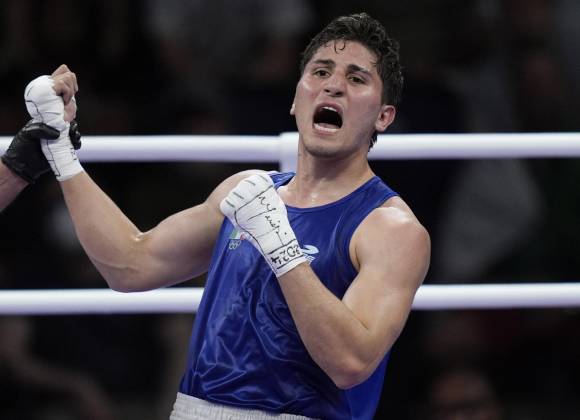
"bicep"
342,209,430,355
136,201,224,286
132,169,266,289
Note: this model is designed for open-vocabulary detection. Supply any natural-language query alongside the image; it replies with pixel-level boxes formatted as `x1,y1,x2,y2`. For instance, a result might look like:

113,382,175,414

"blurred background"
1,0,580,418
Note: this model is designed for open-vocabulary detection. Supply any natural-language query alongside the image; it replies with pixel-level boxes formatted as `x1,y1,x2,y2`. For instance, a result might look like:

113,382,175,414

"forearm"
278,264,391,389
60,172,147,290
219,173,392,387
0,162,28,211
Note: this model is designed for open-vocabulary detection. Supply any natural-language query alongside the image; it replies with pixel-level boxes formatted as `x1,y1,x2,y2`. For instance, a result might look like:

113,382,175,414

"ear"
374,105,396,133
290,102,296,115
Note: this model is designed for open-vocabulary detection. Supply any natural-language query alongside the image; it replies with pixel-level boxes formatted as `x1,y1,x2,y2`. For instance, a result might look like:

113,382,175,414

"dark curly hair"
299,13,403,148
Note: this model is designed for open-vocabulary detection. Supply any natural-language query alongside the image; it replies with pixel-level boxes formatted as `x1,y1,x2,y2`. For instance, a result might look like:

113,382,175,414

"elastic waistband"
169,392,316,420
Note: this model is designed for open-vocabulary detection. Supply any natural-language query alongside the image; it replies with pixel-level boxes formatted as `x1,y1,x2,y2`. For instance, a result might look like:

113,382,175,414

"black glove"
1,120,82,184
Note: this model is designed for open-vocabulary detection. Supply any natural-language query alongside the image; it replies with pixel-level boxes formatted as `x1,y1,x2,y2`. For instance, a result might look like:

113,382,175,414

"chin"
303,138,354,160
306,146,342,159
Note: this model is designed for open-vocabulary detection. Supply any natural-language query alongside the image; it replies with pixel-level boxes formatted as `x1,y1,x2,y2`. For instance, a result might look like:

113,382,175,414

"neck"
281,141,374,207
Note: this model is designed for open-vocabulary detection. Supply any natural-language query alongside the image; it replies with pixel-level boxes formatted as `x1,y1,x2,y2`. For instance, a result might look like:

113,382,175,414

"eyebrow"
311,59,335,68
347,64,372,76
310,59,372,76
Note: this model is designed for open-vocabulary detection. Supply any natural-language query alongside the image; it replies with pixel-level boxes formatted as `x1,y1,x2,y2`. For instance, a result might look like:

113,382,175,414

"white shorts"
169,392,315,420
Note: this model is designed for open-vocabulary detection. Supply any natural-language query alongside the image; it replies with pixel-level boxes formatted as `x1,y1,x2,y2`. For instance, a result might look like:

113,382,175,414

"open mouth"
313,105,343,133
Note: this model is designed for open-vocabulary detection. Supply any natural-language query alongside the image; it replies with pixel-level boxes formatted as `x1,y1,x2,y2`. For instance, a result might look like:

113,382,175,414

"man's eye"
349,75,365,84
313,69,329,77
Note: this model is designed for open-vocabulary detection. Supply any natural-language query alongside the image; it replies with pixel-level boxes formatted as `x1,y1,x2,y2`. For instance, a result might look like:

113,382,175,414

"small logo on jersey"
301,244,319,262
227,229,319,262
228,229,248,250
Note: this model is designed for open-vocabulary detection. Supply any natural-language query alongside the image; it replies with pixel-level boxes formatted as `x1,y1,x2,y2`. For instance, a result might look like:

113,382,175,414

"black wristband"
1,120,82,183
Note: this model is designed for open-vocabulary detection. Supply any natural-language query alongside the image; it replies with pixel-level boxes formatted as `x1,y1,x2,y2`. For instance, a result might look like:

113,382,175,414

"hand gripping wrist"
24,75,83,181
220,173,307,277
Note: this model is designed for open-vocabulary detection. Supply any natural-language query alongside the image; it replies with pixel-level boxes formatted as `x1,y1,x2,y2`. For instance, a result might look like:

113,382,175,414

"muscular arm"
22,64,258,291
278,198,430,389
59,170,260,292
0,161,28,211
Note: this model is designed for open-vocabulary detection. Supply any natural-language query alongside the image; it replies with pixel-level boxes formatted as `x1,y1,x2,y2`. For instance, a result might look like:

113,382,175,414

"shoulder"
370,196,427,236
357,196,429,244
350,196,430,272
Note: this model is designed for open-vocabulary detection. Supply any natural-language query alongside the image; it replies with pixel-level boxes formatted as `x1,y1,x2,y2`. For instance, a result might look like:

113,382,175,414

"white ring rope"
2,132,580,313
2,132,580,162
1,284,580,315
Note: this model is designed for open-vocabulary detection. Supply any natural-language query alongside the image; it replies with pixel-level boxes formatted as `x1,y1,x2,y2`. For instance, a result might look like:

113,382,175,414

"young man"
28,13,429,420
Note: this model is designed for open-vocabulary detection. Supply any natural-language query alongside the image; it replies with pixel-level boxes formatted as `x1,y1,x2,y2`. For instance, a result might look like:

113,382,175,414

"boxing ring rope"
2,132,580,315
1,284,580,315
2,132,580,170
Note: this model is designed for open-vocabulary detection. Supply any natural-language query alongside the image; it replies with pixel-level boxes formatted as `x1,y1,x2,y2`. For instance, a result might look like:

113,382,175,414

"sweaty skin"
277,41,429,388
48,41,429,391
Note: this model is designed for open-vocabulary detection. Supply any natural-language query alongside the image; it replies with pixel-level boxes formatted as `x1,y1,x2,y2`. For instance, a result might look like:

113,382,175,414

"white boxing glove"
24,75,83,181
220,173,307,277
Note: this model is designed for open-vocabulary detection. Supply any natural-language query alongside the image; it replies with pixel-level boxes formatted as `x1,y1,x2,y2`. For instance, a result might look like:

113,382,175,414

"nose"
323,74,345,97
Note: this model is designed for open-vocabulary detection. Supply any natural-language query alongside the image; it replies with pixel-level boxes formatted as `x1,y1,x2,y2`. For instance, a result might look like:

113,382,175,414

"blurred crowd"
1,0,579,418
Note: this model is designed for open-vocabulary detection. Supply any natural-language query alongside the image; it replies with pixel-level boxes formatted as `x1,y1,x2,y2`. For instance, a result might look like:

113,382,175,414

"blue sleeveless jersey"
179,172,398,419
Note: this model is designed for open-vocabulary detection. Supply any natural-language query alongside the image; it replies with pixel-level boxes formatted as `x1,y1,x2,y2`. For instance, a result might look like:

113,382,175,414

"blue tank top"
179,172,398,419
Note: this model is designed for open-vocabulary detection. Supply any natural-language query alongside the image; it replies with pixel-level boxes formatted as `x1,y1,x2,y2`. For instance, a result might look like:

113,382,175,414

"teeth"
322,106,338,113
314,123,339,133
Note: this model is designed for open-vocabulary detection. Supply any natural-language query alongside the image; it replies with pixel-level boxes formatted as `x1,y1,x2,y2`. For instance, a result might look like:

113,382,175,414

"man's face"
292,40,395,159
